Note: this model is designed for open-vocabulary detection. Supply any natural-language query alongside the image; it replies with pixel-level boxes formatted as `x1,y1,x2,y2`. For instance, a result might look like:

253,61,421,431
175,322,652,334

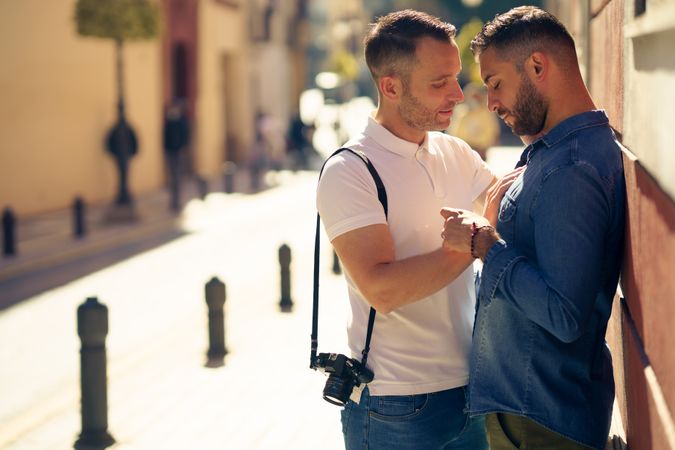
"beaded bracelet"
470,222,479,259
471,223,495,259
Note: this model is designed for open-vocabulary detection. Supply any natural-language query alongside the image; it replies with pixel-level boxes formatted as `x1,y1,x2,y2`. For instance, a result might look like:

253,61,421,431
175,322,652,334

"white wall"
623,1,675,199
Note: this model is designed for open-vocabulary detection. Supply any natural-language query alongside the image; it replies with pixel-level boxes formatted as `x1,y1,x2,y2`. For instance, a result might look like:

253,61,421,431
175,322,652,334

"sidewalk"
0,169,279,310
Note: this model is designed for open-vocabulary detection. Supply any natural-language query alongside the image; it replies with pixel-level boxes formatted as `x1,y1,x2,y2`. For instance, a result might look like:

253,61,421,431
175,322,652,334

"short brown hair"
364,9,456,81
471,6,576,70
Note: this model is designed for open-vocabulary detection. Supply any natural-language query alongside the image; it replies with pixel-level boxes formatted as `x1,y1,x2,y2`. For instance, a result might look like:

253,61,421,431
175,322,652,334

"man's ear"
379,76,402,101
526,51,548,81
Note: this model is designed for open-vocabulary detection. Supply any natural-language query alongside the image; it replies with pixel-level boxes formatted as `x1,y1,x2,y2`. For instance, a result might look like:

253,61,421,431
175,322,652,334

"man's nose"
450,80,464,103
487,93,500,113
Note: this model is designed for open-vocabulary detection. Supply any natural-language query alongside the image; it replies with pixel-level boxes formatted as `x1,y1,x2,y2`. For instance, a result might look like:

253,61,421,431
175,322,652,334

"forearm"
482,244,594,343
357,249,473,314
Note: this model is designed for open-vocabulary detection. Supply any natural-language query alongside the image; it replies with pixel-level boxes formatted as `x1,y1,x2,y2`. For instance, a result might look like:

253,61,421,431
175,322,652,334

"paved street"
0,147,523,450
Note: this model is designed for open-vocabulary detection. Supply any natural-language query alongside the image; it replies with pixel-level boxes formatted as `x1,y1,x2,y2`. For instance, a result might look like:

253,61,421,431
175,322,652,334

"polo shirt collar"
365,116,428,159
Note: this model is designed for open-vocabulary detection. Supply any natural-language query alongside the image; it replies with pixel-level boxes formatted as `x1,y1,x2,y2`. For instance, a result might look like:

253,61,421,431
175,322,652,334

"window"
635,0,646,17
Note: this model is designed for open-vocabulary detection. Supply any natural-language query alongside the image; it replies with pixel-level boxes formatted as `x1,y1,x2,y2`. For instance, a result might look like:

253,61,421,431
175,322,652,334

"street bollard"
196,176,209,200
75,297,115,450
332,249,341,275
73,197,86,239
222,161,237,193
279,244,293,312
2,207,16,257
250,165,262,192
205,276,227,367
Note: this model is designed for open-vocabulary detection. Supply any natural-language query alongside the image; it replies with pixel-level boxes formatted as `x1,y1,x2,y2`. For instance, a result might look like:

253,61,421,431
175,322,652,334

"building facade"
0,0,308,216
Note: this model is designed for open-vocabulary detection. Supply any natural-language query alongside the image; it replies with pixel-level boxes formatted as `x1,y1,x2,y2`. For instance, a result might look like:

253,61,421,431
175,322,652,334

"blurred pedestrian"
440,6,626,450
287,113,310,170
258,111,285,171
316,9,495,450
249,111,268,190
163,100,190,211
106,110,138,206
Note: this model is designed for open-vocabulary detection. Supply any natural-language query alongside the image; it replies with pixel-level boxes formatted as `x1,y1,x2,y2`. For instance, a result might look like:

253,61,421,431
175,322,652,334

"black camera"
312,352,374,406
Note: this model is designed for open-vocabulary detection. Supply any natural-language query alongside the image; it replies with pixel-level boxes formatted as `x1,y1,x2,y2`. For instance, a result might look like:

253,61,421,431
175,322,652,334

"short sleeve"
453,137,496,201
316,152,387,241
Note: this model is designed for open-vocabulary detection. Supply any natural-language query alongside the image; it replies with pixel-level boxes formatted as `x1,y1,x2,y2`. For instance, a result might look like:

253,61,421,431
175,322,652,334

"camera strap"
311,147,388,370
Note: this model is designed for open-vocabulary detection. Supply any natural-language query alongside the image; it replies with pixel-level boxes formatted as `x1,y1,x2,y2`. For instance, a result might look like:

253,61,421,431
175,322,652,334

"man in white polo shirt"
316,9,495,450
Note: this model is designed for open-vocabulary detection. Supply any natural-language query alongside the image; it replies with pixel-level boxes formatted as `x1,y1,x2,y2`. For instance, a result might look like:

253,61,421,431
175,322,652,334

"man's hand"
483,167,525,226
440,208,501,259
439,208,490,253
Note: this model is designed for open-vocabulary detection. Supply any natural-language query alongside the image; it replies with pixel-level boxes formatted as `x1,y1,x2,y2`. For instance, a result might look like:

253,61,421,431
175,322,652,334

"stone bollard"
75,297,115,450
73,197,86,239
332,249,341,275
222,161,237,193
278,244,293,312
2,207,16,257
205,277,227,367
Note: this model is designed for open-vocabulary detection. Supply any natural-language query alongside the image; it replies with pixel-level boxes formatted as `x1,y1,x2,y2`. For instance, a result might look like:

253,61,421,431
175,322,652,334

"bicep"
331,224,394,293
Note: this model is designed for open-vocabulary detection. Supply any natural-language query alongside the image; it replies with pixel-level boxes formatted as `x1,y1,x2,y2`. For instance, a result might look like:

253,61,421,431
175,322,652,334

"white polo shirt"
316,116,495,396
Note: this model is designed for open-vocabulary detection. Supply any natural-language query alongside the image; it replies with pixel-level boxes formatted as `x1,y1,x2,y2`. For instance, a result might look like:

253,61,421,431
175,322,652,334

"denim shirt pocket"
497,192,518,245
498,193,517,222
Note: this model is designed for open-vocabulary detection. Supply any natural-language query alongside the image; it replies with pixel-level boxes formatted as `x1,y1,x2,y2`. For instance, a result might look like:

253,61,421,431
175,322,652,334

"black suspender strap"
311,148,388,370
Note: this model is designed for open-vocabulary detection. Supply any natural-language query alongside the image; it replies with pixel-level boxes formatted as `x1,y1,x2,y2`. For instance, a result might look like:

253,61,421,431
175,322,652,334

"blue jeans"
341,386,487,449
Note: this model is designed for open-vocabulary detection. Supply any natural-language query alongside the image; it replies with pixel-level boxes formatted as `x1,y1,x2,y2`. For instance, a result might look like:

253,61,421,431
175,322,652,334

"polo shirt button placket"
416,146,445,198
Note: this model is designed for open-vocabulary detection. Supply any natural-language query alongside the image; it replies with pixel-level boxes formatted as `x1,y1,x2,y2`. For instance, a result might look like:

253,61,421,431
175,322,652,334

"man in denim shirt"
440,6,626,450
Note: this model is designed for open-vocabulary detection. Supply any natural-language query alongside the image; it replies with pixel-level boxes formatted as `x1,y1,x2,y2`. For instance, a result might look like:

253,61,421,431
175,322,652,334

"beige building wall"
0,0,163,216
196,0,253,174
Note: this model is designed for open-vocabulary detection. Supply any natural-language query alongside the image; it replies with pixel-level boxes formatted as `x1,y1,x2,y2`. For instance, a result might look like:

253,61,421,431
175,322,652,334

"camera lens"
323,373,354,406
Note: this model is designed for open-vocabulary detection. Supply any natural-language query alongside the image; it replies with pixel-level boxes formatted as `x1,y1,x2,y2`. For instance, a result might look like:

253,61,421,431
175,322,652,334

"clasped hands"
440,167,524,256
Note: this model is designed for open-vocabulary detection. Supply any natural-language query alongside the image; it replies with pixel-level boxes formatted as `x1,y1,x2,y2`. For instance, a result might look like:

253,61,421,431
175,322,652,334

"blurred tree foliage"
331,49,361,81
74,0,160,120
75,0,159,41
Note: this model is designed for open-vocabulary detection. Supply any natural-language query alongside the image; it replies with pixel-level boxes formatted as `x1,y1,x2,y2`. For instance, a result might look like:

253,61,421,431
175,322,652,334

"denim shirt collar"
540,110,609,148
515,110,610,168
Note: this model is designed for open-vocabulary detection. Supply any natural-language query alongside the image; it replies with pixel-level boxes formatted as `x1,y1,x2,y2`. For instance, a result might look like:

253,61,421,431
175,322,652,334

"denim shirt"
470,111,626,450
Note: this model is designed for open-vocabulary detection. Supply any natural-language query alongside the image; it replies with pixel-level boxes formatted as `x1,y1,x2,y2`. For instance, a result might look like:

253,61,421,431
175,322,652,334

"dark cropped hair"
364,9,456,81
471,6,576,70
